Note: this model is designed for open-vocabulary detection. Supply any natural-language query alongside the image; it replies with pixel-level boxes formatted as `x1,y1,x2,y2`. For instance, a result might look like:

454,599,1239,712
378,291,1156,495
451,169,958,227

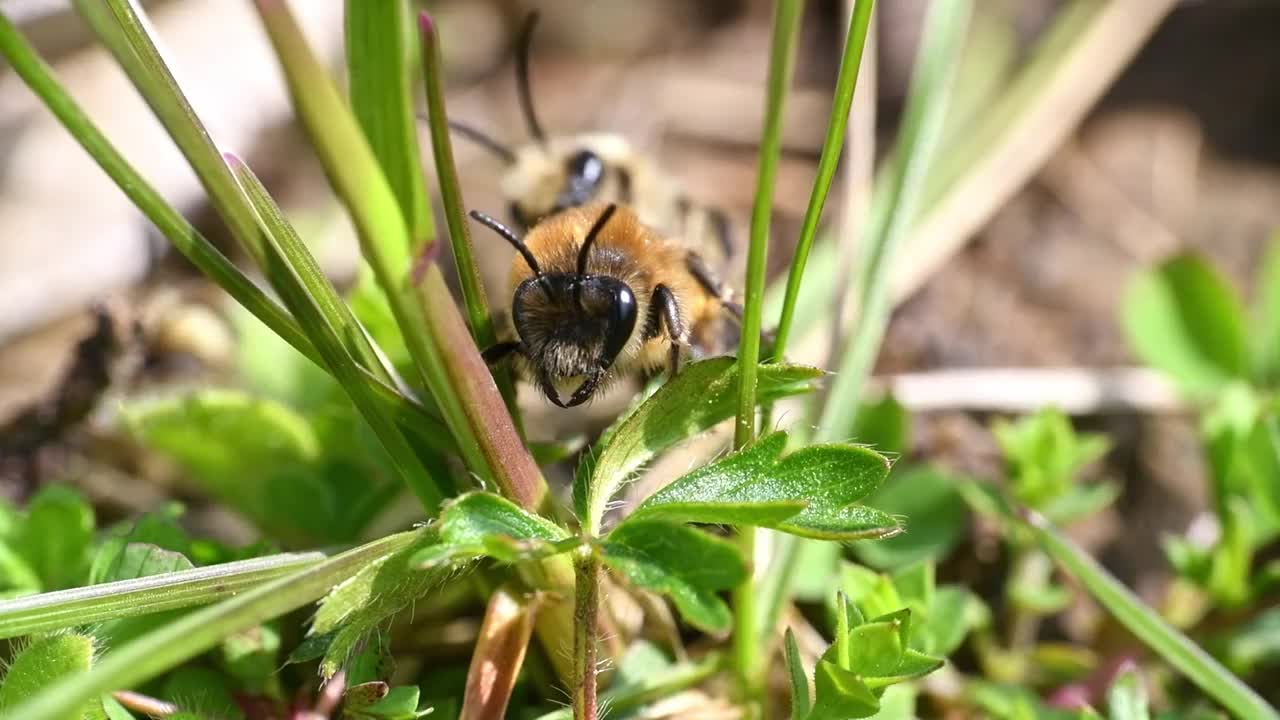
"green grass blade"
817,0,972,441
2,531,424,720
85,0,268,266
733,0,806,703
419,12,520,418
345,0,434,246
0,7,454,458
770,0,876,363
735,0,805,448
1025,510,1279,720
0,552,325,639
228,156,446,512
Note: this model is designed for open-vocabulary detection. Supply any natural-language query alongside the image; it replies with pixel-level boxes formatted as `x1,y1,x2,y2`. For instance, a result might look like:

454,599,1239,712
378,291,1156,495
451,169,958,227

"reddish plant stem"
573,550,602,720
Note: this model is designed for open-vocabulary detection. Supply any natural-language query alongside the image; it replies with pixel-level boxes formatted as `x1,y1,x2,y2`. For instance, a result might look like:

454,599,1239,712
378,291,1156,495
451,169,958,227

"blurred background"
2,0,1280,653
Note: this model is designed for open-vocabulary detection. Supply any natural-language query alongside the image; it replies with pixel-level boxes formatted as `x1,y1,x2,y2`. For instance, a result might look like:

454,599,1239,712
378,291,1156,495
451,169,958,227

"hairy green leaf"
785,629,811,719
410,492,574,569
311,530,450,677
0,634,96,713
601,520,746,633
576,358,823,534
1123,253,1249,395
626,431,898,541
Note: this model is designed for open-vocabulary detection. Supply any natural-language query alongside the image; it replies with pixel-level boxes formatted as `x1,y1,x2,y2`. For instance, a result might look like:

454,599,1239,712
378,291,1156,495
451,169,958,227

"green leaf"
841,620,904,677
0,634,96,713
15,486,94,591
600,520,746,633
1026,510,1278,720
840,563,904,621
625,432,807,527
807,660,880,720
576,358,823,534
100,695,137,720
785,629,811,719
311,530,451,677
862,648,945,690
854,467,968,568
627,431,898,541
1221,607,1280,676
925,585,988,656
220,624,281,695
354,685,429,719
161,666,243,720
91,543,194,586
410,492,574,569
1122,254,1249,395
993,408,1110,511
1106,668,1150,720
124,390,340,546
851,393,910,457
1250,234,1280,384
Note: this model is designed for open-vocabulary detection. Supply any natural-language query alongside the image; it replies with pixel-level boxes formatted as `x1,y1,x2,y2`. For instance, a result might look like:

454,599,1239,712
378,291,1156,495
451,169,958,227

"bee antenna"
443,120,517,164
469,210,543,277
514,11,547,145
577,203,618,277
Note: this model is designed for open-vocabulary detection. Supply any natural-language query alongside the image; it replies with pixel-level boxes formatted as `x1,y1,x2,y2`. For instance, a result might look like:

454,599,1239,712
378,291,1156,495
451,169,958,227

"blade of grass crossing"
419,12,521,421
229,156,446,513
0,8,455,457
733,0,806,704
345,0,434,245
816,0,972,441
1026,511,1278,720
3,531,426,720
770,0,876,363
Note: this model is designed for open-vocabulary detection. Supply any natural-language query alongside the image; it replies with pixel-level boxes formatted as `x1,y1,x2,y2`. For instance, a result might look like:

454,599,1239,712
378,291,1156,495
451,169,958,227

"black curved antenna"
514,11,546,144
446,120,517,164
577,203,618,277
470,210,542,276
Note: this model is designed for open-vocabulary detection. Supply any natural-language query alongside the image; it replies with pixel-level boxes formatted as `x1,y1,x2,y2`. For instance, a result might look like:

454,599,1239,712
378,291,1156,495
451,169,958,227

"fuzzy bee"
472,202,739,408
449,11,735,272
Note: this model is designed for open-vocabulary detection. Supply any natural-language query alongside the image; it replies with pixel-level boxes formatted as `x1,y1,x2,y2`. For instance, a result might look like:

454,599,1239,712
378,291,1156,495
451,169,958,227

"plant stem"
573,550,602,720
732,0,805,706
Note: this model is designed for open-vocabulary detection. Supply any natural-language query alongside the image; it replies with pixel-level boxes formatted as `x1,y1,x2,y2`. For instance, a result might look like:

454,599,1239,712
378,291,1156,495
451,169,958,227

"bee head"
512,273,638,406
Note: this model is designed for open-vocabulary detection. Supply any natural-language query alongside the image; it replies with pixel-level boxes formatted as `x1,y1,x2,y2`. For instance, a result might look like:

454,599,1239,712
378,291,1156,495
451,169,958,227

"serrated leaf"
0,634,96,713
627,431,898,540
15,486,94,591
855,467,968,568
600,520,746,633
576,358,823,533
785,629,811,719
1106,668,1150,720
410,492,571,570
1123,253,1249,395
310,530,450,677
807,659,880,720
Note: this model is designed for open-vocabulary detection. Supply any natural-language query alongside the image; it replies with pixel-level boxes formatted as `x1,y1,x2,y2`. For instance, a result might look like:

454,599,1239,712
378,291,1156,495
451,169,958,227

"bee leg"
566,367,606,407
482,340,523,365
652,284,686,377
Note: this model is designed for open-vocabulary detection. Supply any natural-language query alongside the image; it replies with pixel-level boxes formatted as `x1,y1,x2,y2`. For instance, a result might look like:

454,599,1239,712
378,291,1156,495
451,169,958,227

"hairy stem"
573,550,602,720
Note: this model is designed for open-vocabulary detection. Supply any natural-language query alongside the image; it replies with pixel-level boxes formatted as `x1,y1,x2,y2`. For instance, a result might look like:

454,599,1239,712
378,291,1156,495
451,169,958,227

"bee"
449,11,735,271
471,201,737,408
